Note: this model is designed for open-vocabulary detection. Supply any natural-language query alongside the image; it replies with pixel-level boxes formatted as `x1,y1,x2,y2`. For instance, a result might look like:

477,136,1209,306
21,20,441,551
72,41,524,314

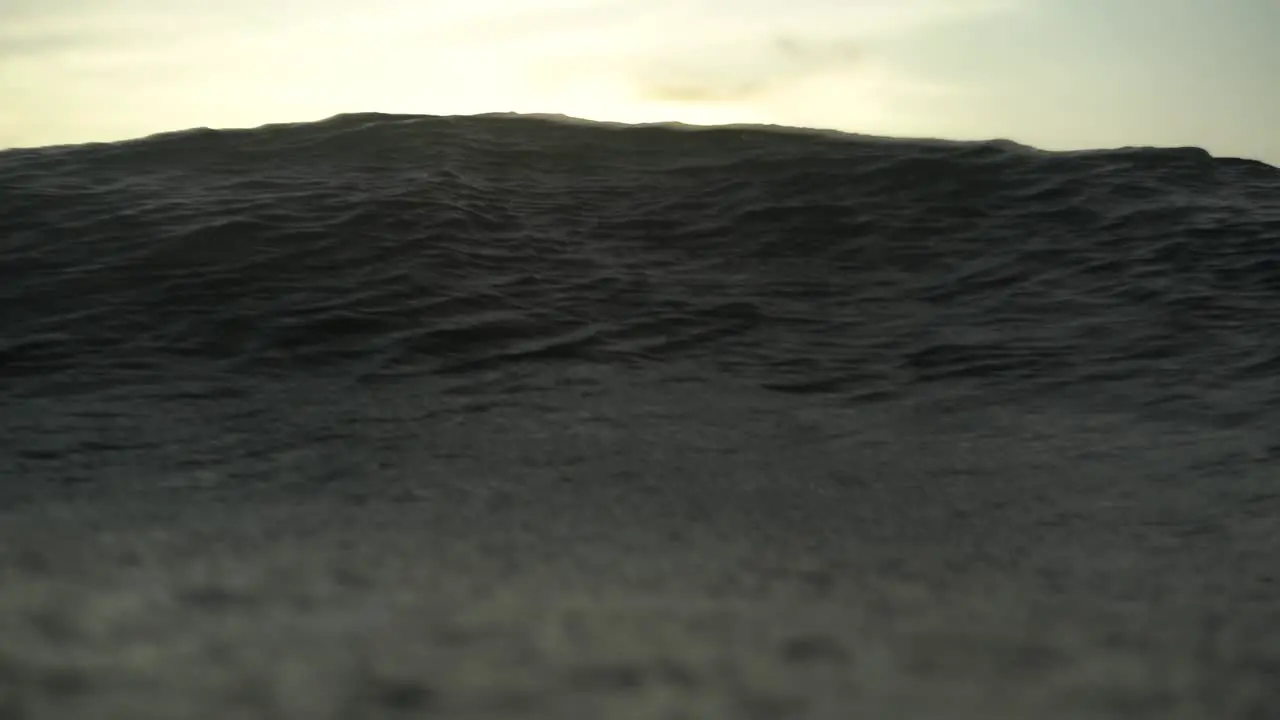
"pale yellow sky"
2,0,1277,164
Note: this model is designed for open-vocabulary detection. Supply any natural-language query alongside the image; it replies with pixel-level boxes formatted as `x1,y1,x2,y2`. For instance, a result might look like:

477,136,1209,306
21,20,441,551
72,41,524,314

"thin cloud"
537,0,1033,107
637,34,865,103
0,0,1038,148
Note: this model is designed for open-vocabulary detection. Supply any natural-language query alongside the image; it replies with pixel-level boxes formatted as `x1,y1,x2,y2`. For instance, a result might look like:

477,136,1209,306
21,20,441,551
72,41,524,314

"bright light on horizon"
1,0,1277,164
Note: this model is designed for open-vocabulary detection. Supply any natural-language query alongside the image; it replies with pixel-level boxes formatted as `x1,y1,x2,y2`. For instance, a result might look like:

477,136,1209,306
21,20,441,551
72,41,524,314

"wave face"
2,112,1279,420
6,113,1280,719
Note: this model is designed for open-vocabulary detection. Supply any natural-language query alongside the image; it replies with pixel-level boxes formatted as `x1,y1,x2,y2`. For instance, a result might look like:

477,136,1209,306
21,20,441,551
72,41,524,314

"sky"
2,0,1277,164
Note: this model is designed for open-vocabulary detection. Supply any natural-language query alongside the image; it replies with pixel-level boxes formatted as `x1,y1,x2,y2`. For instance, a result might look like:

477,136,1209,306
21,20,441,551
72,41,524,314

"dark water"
4,113,1280,719
1,112,1279,490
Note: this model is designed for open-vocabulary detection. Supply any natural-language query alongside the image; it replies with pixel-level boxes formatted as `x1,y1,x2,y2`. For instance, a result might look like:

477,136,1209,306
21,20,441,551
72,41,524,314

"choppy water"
1,111,1278,491
4,112,1280,719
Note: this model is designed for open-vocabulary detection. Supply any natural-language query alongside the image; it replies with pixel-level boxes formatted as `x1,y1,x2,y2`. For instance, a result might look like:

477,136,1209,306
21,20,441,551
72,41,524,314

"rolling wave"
2,112,1278,417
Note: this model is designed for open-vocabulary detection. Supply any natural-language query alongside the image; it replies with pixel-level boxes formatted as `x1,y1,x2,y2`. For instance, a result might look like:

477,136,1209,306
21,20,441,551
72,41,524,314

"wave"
1,112,1278,416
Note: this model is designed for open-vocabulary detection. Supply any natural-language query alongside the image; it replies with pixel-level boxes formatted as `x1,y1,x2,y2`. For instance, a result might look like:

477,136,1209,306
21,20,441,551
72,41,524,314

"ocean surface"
3,112,1278,489
2,112,1280,718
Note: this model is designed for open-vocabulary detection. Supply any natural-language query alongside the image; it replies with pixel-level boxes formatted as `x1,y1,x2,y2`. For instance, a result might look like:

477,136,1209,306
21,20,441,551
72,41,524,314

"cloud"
0,0,1035,148
493,0,1029,107
635,34,866,103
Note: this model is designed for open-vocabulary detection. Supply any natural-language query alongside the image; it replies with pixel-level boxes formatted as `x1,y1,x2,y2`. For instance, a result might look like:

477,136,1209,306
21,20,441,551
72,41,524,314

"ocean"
1,112,1278,719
